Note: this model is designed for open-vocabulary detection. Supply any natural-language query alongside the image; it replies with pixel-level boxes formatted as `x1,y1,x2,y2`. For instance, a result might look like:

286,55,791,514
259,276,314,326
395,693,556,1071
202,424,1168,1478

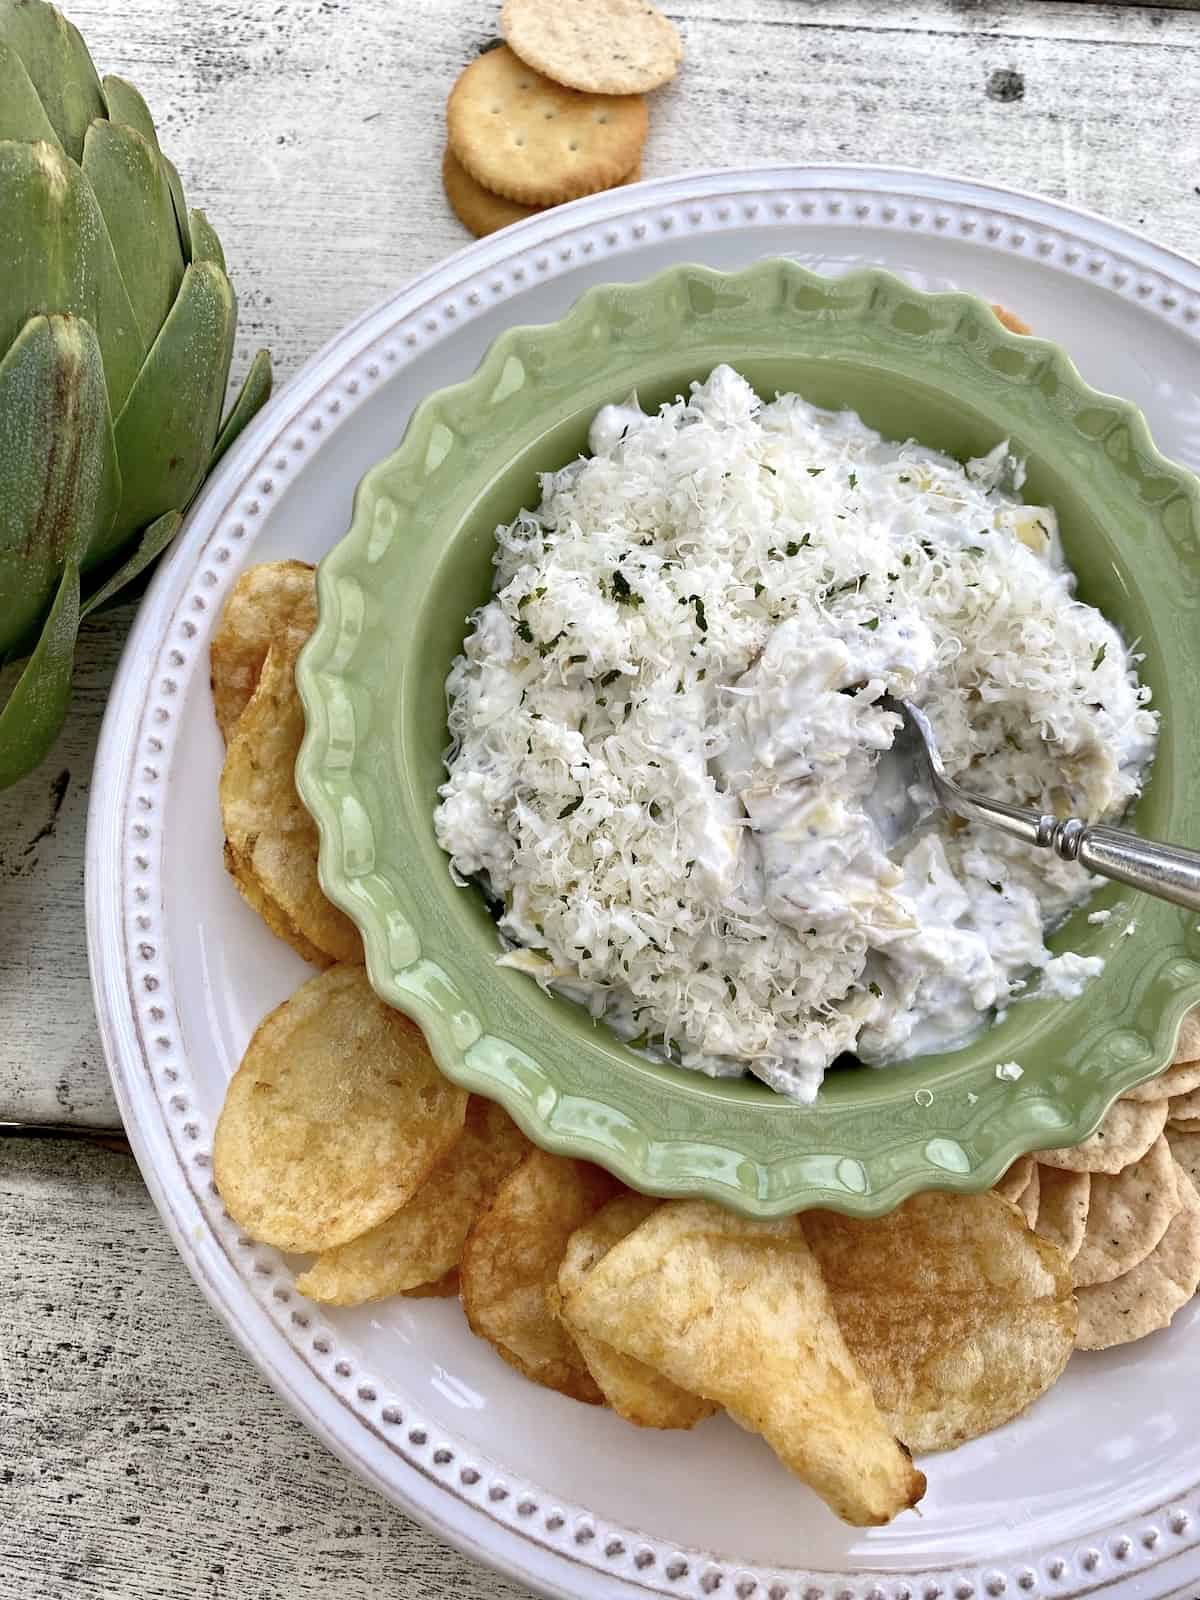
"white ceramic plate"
87,167,1200,1600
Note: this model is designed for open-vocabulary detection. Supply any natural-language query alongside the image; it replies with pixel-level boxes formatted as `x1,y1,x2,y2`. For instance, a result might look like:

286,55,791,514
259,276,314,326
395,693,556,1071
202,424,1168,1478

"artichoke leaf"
110,260,236,544
80,508,181,620
0,314,120,656
163,155,192,263
0,556,81,790
0,138,145,414
83,118,183,350
0,37,61,144
0,0,105,161
209,348,272,473
101,73,158,149
188,208,227,272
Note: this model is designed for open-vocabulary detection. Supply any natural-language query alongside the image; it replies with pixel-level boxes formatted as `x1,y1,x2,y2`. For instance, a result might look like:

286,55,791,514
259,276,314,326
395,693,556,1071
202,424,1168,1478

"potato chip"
1075,1164,1200,1349
223,840,332,969
210,560,317,741
296,1097,531,1304
460,1150,621,1402
1071,1134,1180,1289
1121,1058,1200,1103
1168,1129,1200,1195
804,1191,1076,1454
1016,1163,1040,1228
220,641,362,966
993,1155,1034,1204
1033,1165,1090,1262
553,1194,716,1430
405,1269,460,1298
1037,1099,1168,1174
213,966,467,1252
562,1199,924,1525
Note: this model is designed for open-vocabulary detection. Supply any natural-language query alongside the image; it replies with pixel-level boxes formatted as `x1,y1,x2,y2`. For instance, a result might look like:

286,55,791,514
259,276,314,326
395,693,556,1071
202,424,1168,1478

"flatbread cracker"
1122,1057,1200,1103
1169,1115,1200,1135
447,46,647,206
1168,1084,1200,1121
1075,1164,1200,1349
1016,1163,1040,1229
1033,1166,1090,1263
442,145,640,238
501,0,682,96
1168,1130,1200,1194
1037,1099,1168,1175
1070,1134,1180,1289
1176,1008,1200,1064
994,1155,1034,1204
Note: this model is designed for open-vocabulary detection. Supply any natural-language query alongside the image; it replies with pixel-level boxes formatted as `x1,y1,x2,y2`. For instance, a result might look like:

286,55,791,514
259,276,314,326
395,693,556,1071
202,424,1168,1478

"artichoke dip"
434,367,1157,1101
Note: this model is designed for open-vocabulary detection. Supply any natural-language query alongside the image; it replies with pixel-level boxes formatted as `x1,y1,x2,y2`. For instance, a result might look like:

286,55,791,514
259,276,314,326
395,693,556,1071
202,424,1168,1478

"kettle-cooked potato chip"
211,560,317,741
561,1199,925,1526
213,966,467,1252
296,1096,530,1304
220,641,362,966
460,1150,621,1403
553,1194,716,1430
803,1191,1076,1454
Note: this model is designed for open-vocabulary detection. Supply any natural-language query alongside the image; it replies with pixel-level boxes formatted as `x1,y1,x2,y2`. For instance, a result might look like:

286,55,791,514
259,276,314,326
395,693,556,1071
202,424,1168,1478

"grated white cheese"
435,367,1157,1101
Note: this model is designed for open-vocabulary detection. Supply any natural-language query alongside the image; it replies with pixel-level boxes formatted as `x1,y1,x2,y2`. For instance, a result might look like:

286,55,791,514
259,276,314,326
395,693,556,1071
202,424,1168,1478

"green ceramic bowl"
296,259,1200,1217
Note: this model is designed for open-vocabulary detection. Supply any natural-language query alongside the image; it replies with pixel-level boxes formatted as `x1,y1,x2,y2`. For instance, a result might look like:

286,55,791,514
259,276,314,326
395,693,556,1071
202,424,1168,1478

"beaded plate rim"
88,166,1200,1600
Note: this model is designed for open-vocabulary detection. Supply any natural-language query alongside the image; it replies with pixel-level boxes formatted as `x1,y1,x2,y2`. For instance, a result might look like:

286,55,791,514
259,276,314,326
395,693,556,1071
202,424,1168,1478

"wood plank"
0,1136,532,1598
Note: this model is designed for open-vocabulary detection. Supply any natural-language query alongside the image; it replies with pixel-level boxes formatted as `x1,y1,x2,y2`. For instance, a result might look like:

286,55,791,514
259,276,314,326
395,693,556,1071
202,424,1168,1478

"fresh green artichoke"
0,0,271,787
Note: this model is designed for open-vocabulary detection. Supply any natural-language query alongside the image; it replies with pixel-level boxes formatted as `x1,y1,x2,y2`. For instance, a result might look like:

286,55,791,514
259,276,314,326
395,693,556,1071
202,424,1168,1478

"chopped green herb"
898,474,911,484
860,616,879,631
1092,643,1107,671
848,471,858,490
599,668,622,687
689,594,708,632
649,800,662,819
558,796,583,819
610,569,642,606
761,462,777,476
806,466,824,477
753,582,765,597
515,619,534,644
538,630,566,658
568,654,587,665
868,981,882,998
989,880,1004,894
966,545,985,557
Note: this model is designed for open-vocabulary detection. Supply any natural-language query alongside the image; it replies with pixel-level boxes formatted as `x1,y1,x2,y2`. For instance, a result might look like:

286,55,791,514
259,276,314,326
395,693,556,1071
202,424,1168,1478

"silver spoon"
883,695,1200,913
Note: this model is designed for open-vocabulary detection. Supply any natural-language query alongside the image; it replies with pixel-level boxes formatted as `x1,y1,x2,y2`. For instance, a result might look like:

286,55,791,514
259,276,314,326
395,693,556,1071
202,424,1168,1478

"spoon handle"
945,783,1200,912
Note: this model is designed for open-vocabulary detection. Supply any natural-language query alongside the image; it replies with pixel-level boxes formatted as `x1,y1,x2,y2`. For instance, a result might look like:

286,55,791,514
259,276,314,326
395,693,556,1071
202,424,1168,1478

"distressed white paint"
1,1,1198,1592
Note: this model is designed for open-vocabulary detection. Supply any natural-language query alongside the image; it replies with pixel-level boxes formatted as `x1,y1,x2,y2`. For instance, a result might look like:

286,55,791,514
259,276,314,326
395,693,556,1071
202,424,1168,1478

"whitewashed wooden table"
3,2,1199,1594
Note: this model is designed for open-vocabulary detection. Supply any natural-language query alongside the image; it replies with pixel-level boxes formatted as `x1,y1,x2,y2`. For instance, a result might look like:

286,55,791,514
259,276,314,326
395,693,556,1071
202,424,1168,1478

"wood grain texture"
0,1137,531,1599
2,3,1200,1593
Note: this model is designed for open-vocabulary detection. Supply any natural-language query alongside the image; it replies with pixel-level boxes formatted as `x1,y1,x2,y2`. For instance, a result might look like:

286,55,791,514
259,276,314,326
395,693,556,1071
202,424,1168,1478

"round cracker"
1016,1162,1040,1229
1070,1134,1180,1289
1037,1099,1168,1175
1033,1166,1090,1263
1175,1007,1200,1064
1075,1163,1200,1349
1168,1129,1200,1195
213,966,468,1253
501,0,681,95
210,560,316,742
220,640,362,966
447,46,647,207
443,145,641,238
1122,1057,1200,1103
993,1154,1034,1205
